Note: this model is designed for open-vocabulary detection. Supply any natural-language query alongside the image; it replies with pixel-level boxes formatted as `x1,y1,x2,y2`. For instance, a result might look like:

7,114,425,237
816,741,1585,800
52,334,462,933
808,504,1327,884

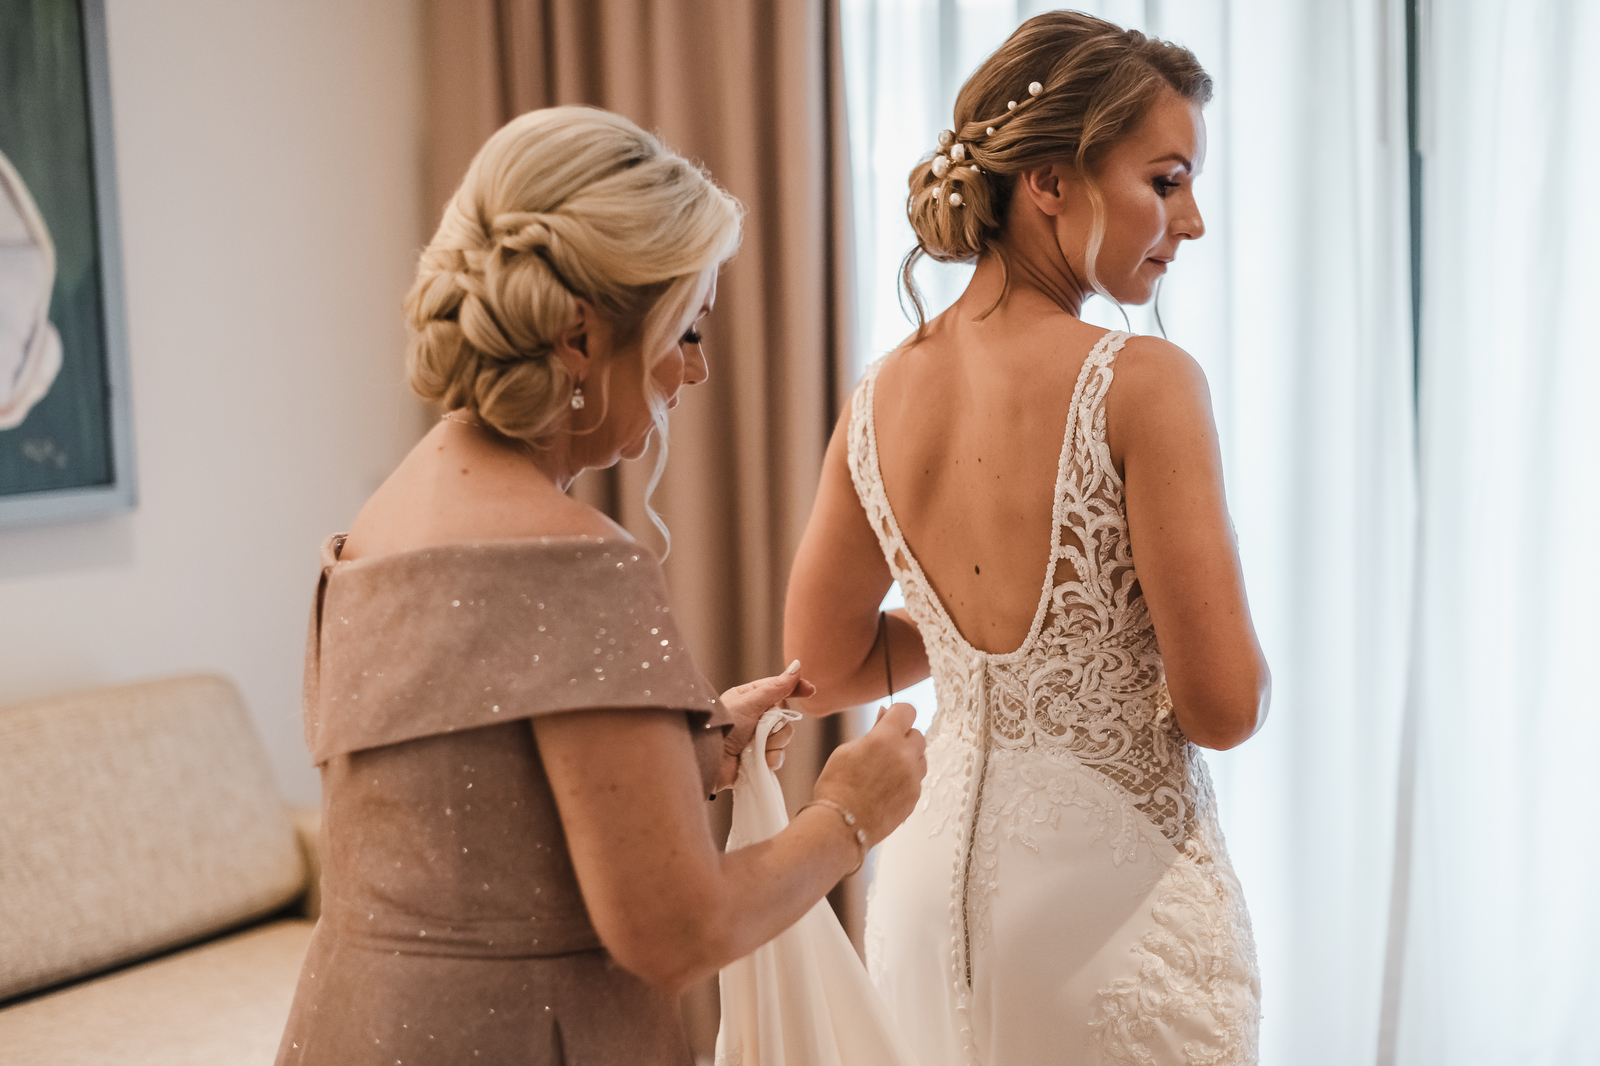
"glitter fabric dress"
276,535,730,1066
851,331,1261,1066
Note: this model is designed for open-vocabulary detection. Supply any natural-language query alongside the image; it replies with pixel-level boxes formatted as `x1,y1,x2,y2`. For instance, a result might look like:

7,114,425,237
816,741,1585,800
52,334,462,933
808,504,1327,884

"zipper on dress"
958,697,991,989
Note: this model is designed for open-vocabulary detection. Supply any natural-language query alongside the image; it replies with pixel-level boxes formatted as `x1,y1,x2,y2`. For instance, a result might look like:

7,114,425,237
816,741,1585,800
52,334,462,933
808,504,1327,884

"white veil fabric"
714,708,918,1066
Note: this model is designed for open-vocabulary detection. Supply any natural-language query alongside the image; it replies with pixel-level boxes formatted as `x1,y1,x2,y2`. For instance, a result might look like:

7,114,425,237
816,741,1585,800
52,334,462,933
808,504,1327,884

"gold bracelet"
799,798,868,875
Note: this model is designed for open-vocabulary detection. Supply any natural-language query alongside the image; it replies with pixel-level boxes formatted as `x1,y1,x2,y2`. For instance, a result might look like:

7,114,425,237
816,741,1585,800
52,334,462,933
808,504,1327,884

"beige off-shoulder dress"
276,535,731,1066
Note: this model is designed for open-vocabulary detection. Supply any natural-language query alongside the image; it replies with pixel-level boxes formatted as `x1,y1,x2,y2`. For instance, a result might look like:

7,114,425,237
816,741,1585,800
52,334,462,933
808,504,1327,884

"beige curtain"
421,0,862,1052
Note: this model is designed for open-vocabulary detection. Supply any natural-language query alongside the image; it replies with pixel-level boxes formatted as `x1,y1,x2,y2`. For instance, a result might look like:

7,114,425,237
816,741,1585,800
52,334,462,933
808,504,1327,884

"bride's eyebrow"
1146,152,1193,171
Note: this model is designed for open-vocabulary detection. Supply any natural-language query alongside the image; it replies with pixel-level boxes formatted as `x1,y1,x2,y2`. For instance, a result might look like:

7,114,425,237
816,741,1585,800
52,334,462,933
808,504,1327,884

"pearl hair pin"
949,192,963,206
1029,80,1043,95
951,143,966,162
931,155,950,178
1007,100,1016,110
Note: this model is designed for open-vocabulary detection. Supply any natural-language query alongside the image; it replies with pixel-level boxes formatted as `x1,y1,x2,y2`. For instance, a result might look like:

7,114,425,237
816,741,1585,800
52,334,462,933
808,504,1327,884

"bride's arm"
784,409,931,715
1108,337,1270,750
533,702,925,994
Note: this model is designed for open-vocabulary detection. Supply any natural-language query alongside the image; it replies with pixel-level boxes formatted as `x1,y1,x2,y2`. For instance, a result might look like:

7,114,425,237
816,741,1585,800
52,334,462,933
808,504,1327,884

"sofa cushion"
0,918,313,1065
0,675,307,1001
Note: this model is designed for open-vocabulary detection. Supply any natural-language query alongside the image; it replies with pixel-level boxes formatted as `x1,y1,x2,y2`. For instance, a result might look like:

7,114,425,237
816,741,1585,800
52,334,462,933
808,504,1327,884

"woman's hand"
713,661,816,792
536,700,919,994
809,702,926,847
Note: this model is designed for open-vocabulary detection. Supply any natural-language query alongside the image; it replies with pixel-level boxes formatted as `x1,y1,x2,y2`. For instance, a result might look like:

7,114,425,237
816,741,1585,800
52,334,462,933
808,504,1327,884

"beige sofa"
0,674,320,1065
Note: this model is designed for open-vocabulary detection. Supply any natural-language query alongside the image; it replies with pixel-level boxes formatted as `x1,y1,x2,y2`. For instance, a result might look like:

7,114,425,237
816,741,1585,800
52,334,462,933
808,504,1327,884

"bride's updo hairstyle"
405,106,742,441
904,11,1211,329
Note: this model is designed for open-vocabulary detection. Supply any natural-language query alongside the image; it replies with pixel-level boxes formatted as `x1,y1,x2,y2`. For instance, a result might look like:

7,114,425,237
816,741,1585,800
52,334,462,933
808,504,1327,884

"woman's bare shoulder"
1112,334,1210,397
1110,334,1213,414
867,331,923,387
1104,335,1217,460
343,436,628,562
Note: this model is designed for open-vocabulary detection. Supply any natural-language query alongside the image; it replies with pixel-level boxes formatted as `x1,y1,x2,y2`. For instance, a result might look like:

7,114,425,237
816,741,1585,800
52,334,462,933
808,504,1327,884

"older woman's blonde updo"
406,106,742,440
903,12,1211,329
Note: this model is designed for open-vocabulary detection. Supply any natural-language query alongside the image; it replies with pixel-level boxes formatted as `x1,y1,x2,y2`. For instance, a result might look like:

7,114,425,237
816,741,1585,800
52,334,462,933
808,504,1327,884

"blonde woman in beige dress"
276,107,926,1066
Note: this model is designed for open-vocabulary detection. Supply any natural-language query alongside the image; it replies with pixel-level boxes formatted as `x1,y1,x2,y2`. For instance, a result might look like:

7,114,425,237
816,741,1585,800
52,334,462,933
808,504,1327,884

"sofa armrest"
288,806,322,921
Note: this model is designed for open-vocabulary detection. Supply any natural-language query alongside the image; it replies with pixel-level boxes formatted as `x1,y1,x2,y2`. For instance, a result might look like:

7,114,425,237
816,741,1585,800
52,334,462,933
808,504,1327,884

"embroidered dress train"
852,331,1261,1066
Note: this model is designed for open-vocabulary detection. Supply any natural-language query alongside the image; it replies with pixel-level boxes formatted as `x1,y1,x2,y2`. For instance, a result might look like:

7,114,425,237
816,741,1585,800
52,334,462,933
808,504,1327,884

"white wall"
0,0,427,804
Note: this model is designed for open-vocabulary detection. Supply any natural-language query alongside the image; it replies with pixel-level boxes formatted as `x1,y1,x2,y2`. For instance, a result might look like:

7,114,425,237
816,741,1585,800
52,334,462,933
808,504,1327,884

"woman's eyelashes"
1153,176,1181,197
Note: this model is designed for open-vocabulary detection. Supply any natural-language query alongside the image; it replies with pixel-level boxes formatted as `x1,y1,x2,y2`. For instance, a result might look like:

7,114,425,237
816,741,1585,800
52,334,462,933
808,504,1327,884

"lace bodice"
848,330,1200,850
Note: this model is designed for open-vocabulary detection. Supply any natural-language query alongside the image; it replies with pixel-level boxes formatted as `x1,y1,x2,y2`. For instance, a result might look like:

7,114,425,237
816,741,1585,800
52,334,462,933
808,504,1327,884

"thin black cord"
879,610,895,700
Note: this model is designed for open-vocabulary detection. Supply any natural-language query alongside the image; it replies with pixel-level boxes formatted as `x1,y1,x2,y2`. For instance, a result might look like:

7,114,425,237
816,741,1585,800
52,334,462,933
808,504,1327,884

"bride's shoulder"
870,333,922,381
1107,333,1211,405
1103,334,1216,454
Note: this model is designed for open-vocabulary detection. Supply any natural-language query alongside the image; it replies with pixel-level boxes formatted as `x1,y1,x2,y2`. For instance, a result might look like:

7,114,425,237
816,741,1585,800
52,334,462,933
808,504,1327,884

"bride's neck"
961,234,1089,322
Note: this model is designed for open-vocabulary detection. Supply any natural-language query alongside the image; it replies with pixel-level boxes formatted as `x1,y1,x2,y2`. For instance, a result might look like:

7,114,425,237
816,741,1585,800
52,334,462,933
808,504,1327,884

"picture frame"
0,0,136,529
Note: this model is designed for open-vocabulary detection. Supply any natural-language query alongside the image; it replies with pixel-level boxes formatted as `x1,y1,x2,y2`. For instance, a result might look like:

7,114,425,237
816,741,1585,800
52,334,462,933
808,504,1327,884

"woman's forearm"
634,806,863,993
787,608,931,714
538,709,880,994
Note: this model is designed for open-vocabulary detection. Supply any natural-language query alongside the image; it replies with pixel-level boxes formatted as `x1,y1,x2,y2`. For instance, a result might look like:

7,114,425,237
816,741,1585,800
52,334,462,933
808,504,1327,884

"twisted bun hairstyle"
903,12,1211,330
406,106,742,441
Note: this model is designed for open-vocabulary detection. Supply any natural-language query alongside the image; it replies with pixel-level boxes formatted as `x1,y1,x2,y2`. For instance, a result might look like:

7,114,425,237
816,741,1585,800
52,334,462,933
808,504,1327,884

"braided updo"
903,12,1211,329
405,107,742,440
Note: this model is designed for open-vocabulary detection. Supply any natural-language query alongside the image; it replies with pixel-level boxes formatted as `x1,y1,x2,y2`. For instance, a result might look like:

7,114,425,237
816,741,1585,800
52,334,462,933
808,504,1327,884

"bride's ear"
1016,163,1075,217
552,298,597,382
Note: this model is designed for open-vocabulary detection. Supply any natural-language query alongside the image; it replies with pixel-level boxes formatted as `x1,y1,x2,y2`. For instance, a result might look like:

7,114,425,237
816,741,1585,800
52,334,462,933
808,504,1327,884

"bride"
785,12,1268,1065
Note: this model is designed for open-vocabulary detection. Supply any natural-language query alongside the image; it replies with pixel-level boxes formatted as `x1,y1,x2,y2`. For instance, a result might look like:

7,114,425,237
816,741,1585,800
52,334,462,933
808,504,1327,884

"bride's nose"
1175,196,1205,241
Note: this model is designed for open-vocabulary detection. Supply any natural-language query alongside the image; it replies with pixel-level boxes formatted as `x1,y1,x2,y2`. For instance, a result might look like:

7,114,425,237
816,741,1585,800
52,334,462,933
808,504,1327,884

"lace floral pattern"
849,331,1258,1064
1087,753,1260,1066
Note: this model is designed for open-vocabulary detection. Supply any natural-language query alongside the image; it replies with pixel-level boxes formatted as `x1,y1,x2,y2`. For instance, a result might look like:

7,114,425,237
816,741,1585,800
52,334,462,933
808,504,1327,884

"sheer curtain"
1393,1,1600,1061
841,3,1416,1063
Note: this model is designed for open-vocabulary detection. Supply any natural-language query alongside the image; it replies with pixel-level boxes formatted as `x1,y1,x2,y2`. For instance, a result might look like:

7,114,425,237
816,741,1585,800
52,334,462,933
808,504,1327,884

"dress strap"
846,359,906,580
1051,330,1133,527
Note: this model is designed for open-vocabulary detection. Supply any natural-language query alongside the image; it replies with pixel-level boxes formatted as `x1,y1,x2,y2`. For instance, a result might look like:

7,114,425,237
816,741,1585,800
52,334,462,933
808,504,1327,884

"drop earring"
570,384,585,410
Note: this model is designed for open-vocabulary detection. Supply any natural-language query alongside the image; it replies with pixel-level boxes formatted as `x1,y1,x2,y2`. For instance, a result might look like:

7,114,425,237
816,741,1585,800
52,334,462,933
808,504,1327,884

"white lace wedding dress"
850,331,1261,1066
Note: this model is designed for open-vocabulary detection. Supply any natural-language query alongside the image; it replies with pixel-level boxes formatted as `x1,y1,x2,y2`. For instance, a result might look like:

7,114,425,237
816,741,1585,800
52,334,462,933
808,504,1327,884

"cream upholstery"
0,919,314,1065
0,675,307,1001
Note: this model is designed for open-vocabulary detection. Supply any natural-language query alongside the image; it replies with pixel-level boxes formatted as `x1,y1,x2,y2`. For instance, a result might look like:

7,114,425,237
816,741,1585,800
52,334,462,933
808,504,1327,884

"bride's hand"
713,661,816,792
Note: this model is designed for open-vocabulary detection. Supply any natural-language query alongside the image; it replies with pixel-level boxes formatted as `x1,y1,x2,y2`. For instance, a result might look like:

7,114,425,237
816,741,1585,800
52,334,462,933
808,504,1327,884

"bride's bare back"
871,305,1114,654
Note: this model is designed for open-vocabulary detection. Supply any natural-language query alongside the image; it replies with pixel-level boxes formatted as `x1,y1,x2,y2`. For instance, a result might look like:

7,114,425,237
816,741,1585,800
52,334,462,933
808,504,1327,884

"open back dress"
850,331,1261,1066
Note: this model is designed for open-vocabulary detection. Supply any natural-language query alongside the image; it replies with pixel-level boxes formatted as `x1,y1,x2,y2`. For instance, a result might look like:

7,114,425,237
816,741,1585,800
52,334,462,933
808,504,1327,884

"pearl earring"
570,385,585,410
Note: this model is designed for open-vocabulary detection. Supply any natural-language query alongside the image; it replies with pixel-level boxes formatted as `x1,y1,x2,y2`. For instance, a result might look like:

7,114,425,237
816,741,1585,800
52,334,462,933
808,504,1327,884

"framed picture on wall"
0,0,135,529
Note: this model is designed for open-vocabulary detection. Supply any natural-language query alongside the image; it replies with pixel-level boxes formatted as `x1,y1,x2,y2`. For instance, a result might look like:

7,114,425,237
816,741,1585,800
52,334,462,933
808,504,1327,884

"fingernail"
786,659,801,675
